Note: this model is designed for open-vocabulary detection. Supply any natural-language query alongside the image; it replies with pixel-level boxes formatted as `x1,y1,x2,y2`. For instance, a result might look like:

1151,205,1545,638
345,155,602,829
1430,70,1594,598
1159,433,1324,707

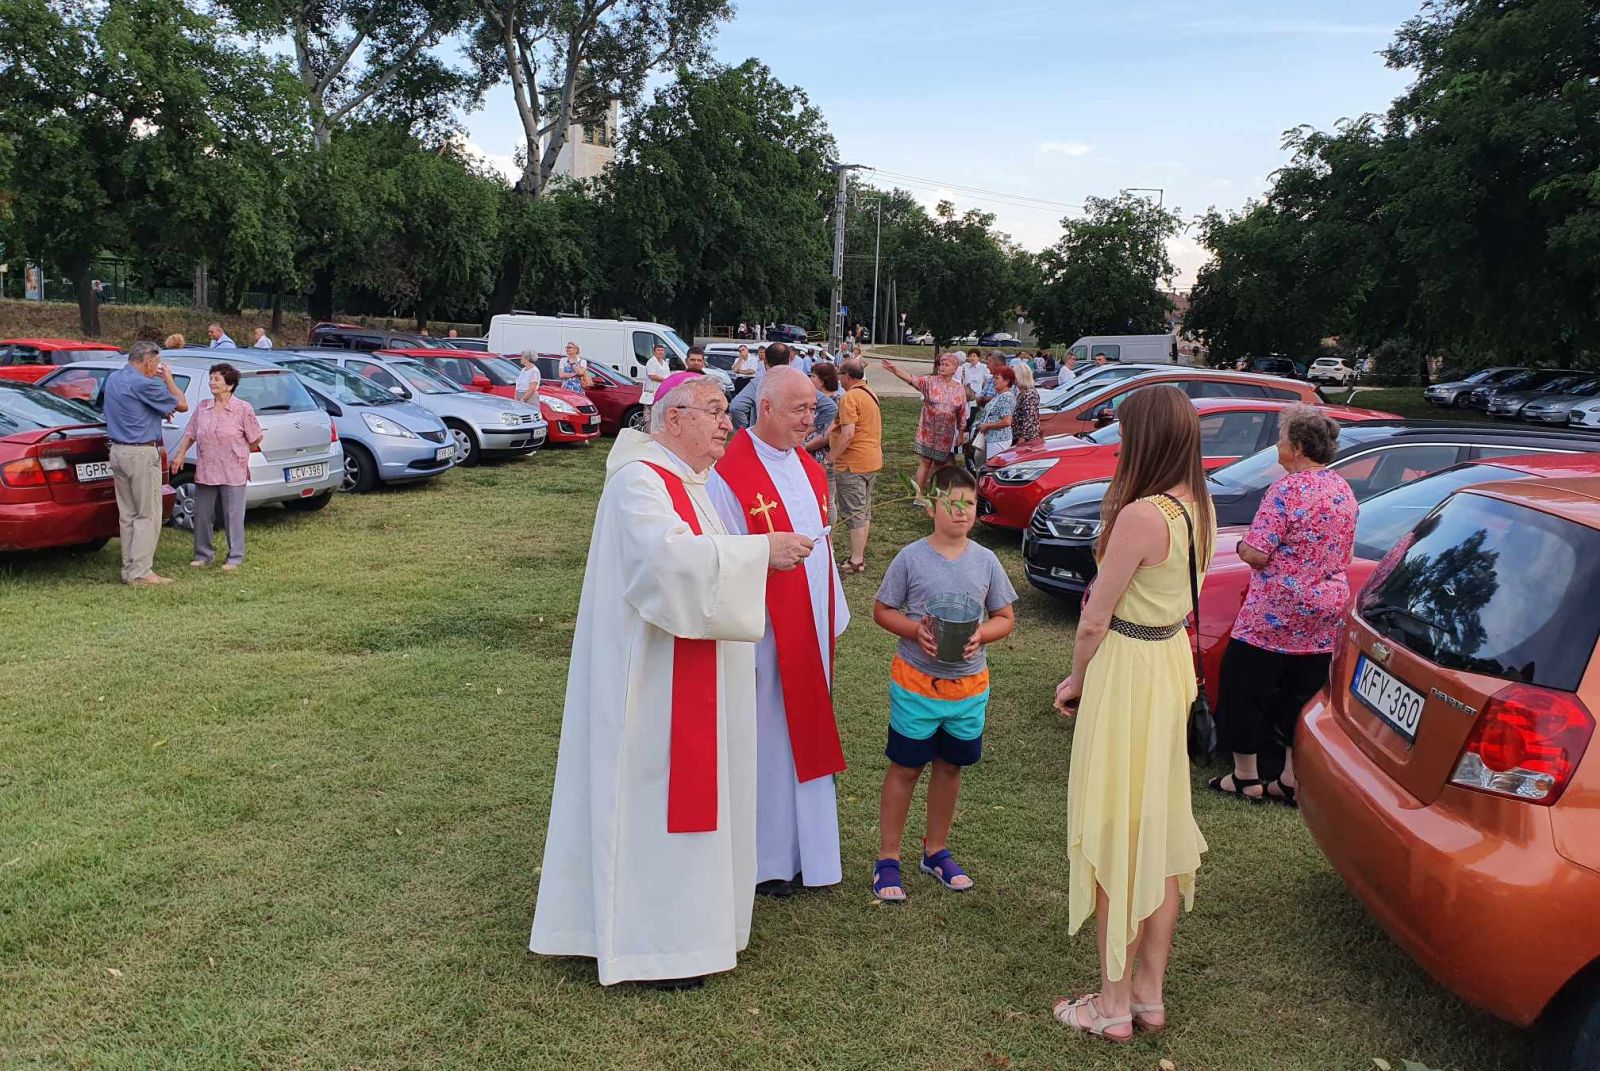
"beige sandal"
1051,994,1133,1043
1132,1001,1165,1032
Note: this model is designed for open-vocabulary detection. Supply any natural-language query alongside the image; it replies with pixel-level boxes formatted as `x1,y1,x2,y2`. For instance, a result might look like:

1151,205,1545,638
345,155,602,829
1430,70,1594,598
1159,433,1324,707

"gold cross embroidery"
749,493,780,533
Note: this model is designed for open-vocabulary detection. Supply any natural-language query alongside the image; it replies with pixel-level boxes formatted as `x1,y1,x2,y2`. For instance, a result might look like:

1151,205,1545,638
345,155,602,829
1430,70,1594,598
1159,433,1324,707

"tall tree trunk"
270,286,284,335
484,250,522,329
74,268,101,337
307,264,335,322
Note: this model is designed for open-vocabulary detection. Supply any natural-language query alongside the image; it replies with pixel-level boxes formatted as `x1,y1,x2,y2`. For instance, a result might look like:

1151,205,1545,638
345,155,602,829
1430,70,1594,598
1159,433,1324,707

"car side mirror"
470,373,491,389
1093,406,1116,427
389,386,407,398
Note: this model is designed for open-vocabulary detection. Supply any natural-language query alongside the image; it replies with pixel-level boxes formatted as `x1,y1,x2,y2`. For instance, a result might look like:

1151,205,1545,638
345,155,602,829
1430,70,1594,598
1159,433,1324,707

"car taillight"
330,424,338,442
1449,684,1593,805
0,455,70,487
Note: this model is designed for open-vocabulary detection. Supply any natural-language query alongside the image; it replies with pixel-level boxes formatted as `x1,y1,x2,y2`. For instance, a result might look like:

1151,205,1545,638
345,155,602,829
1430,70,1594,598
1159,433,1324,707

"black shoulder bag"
1162,494,1216,763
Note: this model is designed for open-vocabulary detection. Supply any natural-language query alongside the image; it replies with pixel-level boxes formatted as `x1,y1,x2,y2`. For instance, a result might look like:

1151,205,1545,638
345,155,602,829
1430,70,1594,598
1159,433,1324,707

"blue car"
265,354,458,492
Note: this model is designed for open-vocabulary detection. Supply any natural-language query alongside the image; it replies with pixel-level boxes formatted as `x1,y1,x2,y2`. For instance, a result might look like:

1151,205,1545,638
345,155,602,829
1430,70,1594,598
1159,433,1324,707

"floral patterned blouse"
1012,386,1041,445
1233,468,1358,655
911,374,968,459
188,397,263,487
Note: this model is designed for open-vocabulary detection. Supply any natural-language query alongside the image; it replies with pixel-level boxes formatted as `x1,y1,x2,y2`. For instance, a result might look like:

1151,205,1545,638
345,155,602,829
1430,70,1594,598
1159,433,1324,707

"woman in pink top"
1211,406,1356,807
170,363,263,571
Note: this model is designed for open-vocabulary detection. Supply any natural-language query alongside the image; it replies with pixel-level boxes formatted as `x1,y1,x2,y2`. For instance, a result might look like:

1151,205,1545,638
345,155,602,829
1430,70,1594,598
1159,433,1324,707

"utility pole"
828,162,862,352
870,198,882,347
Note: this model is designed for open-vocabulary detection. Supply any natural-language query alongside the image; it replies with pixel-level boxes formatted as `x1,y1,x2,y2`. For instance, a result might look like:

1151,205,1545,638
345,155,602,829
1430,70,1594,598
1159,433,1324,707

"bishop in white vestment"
709,366,850,892
530,375,812,985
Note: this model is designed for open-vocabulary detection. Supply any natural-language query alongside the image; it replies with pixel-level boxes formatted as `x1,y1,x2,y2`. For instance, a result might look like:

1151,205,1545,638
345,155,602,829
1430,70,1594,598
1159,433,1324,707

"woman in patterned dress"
1011,362,1042,447
1210,406,1356,806
881,353,968,501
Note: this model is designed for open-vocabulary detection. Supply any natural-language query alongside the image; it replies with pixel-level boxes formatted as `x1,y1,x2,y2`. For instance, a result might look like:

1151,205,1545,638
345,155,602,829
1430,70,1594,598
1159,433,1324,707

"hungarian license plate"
435,446,454,461
587,415,600,426
285,463,328,483
75,460,113,482
1351,654,1424,744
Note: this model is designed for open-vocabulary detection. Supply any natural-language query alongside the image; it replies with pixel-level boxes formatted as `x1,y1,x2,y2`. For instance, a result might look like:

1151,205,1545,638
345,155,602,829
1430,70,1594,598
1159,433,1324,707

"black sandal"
1207,772,1267,804
1263,778,1298,809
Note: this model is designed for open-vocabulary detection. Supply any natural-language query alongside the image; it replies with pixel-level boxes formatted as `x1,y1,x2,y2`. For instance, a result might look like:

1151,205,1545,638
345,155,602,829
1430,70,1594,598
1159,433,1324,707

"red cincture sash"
714,430,846,784
640,462,720,834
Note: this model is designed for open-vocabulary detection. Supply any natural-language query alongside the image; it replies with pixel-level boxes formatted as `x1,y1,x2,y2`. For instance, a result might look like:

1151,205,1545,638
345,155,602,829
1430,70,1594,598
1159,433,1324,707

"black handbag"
1162,494,1217,763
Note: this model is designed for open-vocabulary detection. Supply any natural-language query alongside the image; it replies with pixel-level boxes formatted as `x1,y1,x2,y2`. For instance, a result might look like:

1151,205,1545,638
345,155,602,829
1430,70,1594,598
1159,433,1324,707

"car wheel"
341,443,379,493
168,473,197,532
445,421,480,466
283,492,333,513
624,406,648,432
1537,974,1600,1071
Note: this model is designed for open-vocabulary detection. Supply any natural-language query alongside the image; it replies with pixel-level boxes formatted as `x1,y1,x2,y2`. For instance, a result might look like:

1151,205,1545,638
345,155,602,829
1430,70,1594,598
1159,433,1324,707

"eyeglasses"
785,403,818,417
673,404,732,423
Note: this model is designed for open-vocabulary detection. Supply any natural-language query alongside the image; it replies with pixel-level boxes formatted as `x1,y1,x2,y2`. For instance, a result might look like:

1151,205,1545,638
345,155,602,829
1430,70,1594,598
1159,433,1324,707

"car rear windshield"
1352,464,1523,559
1359,492,1600,691
0,383,103,428
235,371,318,413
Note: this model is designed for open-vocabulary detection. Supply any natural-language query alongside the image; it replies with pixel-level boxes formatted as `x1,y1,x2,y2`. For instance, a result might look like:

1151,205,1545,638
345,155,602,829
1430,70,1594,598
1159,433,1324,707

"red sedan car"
0,338,123,385
534,356,646,435
1194,452,1600,710
380,349,601,444
979,398,1396,530
0,381,174,552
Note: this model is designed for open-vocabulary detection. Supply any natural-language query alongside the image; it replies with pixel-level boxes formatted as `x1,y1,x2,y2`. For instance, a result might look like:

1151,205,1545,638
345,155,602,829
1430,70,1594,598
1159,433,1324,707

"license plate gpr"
75,460,113,482
285,463,328,483
1351,654,1424,745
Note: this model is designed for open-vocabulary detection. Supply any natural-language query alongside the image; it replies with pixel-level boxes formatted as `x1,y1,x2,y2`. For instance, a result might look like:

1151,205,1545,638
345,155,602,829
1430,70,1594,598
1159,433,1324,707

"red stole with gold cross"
713,429,845,784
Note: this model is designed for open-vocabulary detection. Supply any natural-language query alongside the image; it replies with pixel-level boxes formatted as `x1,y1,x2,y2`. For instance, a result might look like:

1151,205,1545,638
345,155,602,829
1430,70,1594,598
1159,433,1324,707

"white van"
1066,334,1188,366
487,314,694,382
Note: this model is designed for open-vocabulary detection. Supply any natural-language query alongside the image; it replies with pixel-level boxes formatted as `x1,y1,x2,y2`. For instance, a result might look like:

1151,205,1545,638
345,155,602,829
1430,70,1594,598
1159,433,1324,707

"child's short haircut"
932,466,978,496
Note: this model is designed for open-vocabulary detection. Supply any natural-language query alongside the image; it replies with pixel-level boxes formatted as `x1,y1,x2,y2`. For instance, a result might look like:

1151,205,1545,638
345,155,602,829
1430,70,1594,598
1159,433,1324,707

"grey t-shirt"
875,539,1018,678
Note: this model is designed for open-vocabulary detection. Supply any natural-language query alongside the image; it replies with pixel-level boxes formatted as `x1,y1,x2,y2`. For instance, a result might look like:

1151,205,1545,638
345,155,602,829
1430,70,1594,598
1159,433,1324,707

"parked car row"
1426,365,1600,428
1,336,654,552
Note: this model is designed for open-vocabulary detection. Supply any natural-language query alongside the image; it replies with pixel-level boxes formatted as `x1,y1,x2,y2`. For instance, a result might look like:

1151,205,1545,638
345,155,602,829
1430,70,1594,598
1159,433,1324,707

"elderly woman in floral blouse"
881,353,967,502
1011,361,1042,446
170,362,262,571
1210,406,1356,806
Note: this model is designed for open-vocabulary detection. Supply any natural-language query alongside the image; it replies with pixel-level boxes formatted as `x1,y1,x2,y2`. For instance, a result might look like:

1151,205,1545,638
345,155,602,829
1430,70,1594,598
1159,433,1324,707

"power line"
861,166,1088,215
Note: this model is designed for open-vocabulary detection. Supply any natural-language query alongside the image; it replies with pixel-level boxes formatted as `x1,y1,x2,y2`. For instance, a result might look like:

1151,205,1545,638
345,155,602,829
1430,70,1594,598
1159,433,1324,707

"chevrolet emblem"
1371,642,1393,665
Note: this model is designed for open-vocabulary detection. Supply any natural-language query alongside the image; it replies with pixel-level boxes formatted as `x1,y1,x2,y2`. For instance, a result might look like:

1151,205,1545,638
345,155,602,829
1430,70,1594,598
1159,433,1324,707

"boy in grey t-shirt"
870,467,1017,903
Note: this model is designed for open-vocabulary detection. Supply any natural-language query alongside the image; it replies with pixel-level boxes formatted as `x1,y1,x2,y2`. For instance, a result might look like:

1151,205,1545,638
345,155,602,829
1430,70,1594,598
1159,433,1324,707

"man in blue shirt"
207,322,236,348
105,340,189,585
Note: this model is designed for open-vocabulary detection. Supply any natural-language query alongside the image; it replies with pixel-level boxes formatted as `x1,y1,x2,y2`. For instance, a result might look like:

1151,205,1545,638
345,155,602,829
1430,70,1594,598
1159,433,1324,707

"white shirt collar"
749,428,793,462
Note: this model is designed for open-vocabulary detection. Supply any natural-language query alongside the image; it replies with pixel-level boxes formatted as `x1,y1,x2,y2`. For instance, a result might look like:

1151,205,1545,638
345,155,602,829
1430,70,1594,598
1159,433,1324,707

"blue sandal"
872,858,908,903
920,846,973,892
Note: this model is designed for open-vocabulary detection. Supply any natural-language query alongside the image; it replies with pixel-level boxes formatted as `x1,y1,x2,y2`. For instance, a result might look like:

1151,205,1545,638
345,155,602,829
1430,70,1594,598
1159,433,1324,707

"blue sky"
461,0,1424,286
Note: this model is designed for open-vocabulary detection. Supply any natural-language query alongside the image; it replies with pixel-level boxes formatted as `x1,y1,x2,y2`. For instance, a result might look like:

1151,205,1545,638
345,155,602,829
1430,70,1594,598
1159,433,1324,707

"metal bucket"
926,593,982,664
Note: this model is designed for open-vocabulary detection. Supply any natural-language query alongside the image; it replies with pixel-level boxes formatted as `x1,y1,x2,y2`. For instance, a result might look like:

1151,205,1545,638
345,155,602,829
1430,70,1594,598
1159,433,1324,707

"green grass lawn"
1,398,1526,1071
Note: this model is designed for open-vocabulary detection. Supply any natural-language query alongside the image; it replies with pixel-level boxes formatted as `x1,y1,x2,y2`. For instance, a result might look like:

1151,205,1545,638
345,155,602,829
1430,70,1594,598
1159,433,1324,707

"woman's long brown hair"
1096,384,1214,562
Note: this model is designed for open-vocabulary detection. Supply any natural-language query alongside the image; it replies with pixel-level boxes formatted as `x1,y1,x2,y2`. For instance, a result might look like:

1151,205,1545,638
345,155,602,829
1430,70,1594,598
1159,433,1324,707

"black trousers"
1217,638,1332,759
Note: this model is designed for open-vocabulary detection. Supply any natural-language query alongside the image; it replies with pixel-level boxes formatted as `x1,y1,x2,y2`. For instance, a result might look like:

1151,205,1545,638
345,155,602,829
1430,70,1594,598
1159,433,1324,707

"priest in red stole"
530,374,815,988
709,365,851,896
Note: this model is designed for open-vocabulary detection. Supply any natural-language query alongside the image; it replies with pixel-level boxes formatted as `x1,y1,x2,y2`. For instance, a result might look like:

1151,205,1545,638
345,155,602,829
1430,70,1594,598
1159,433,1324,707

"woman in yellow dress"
1051,385,1216,1042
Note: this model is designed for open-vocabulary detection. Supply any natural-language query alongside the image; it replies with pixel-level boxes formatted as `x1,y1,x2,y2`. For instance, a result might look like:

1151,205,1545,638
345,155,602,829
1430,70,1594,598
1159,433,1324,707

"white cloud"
1038,141,1093,158
454,136,521,185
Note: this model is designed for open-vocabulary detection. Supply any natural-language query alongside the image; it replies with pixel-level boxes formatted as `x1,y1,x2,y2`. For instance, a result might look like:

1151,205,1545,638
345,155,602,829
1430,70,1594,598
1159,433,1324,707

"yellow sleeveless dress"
1066,494,1214,982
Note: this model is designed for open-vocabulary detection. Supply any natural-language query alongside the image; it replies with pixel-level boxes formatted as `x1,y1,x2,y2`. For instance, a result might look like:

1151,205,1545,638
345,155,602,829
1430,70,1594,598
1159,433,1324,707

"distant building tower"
551,100,619,183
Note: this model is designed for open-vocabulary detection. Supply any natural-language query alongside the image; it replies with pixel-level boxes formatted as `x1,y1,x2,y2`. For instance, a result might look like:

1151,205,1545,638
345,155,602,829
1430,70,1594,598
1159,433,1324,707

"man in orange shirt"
829,357,883,575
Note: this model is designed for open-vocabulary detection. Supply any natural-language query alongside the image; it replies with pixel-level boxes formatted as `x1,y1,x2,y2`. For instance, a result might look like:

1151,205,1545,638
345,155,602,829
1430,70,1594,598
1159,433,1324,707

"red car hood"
988,434,1113,469
539,384,589,405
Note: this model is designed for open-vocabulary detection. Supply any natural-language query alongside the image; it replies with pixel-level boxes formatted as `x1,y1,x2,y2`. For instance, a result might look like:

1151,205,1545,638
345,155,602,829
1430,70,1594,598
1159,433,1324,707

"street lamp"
1121,187,1165,207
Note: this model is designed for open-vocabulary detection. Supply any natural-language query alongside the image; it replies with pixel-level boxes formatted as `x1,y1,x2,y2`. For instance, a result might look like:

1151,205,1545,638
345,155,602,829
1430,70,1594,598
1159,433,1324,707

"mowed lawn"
2,395,1525,1071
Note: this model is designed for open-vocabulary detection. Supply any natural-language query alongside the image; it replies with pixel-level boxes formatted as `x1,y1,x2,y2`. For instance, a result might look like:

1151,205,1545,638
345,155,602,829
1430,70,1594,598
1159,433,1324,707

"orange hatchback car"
1299,476,1600,1071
